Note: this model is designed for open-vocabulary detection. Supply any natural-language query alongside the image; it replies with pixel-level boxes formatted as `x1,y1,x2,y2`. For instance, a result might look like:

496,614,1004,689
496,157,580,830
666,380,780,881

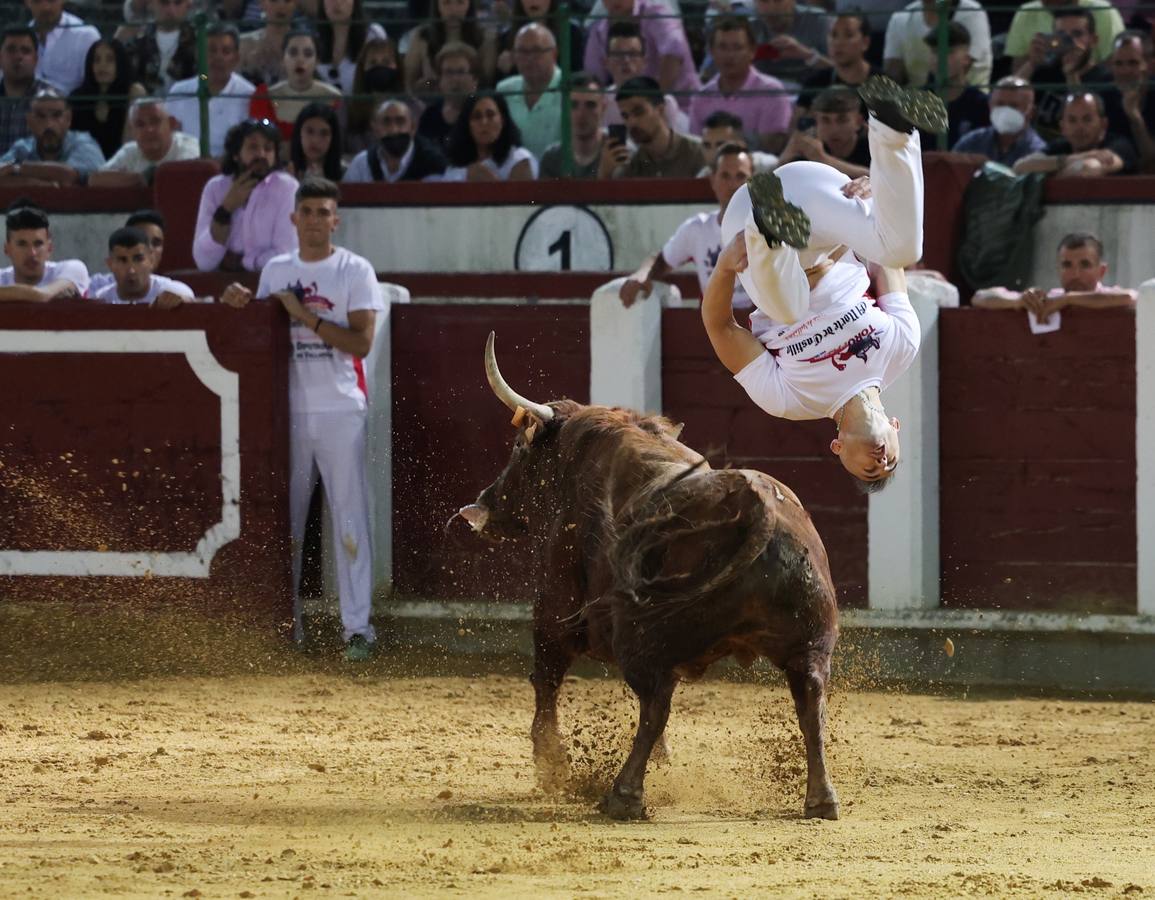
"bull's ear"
524,413,544,444
670,422,685,440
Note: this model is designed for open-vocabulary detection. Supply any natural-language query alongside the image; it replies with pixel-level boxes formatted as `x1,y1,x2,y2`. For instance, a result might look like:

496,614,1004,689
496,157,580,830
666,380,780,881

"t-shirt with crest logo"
661,210,753,310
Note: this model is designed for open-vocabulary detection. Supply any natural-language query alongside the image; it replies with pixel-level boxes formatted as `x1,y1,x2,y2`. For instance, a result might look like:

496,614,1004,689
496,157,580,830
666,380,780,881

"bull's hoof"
599,788,648,821
804,799,841,820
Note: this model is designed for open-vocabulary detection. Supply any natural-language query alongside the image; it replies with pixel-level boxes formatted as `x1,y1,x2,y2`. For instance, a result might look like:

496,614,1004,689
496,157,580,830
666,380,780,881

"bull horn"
485,332,554,422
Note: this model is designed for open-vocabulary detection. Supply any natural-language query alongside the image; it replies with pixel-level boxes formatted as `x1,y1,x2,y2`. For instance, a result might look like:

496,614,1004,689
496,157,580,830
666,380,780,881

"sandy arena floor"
1,619,1153,900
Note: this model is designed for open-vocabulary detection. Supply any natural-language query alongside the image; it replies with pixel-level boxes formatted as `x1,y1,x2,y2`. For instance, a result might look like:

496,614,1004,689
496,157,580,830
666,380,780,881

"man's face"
827,16,868,67
207,34,240,82
512,28,557,87
25,0,64,28
262,0,297,25
604,0,634,18
134,222,165,269
832,414,901,484
569,88,605,140
990,85,1033,120
4,227,51,283
946,43,971,81
28,99,69,155
437,53,477,99
237,131,277,175
709,151,753,211
1058,243,1106,292
606,36,645,85
0,36,37,83
701,125,744,168
292,197,339,248
108,243,154,300
1111,38,1147,86
755,0,796,22
371,101,412,139
815,108,863,156
711,28,754,81
152,0,191,30
618,96,663,145
131,104,173,161
1054,14,1094,66
1059,95,1106,151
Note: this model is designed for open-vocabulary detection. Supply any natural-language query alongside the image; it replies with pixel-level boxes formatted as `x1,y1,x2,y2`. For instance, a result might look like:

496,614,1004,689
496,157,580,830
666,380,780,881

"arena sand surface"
0,615,1153,899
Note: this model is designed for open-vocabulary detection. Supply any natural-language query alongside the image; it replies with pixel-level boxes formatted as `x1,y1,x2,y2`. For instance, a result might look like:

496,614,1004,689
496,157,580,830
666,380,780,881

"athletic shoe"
344,634,376,662
858,74,948,135
746,172,810,250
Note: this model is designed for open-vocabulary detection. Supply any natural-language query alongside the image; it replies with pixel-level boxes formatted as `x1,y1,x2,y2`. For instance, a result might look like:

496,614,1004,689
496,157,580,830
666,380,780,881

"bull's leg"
785,667,840,820
530,631,575,793
601,670,677,820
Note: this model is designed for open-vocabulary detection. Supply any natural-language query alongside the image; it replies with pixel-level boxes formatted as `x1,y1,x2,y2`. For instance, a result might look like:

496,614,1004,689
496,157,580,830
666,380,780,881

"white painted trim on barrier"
589,277,677,414
1138,280,1155,615
0,329,239,578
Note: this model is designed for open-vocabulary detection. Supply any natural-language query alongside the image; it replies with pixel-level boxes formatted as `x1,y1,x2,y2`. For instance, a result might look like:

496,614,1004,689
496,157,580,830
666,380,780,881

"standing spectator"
583,0,701,108
883,0,992,90
920,22,990,148
777,85,869,177
125,0,198,93
749,0,832,90
0,202,88,301
90,226,193,307
317,0,388,93
1102,30,1155,169
620,142,755,307
290,101,345,180
611,75,705,177
797,10,877,112
193,118,298,272
601,22,689,133
443,91,537,179
90,97,199,187
404,0,498,95
690,16,792,153
344,98,447,181
697,109,778,172
251,30,342,140
1014,90,1137,175
496,0,583,81
1016,9,1111,138
496,23,561,159
239,0,298,85
0,27,49,156
88,207,169,294
69,39,148,161
952,75,1048,166
0,88,105,185
26,0,100,94
345,37,401,154
220,176,386,661
1005,0,1125,67
417,41,479,151
167,24,257,158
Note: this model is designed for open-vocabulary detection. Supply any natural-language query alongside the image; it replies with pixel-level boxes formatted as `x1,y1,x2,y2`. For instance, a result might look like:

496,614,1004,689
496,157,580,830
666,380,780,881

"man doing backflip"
702,75,947,490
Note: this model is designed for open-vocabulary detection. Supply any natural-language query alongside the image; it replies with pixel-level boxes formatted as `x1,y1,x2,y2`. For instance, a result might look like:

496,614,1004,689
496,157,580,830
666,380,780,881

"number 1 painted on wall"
547,230,572,270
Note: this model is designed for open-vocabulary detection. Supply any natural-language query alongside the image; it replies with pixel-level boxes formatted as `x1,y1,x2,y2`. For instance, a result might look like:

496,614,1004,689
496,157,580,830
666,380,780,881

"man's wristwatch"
213,205,233,225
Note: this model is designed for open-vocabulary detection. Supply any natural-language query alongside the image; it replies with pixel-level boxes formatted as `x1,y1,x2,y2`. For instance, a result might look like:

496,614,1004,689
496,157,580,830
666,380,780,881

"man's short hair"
607,21,644,47
813,86,863,115
922,21,971,50
710,15,756,47
711,141,751,172
833,9,870,42
568,70,602,92
296,175,340,205
435,40,480,77
855,468,897,494
616,75,663,107
1053,7,1096,32
30,86,67,106
108,226,150,253
5,200,49,235
703,110,744,132
1058,231,1104,259
126,208,166,231
206,22,240,51
1113,28,1152,55
1,26,38,50
1062,90,1106,116
130,96,168,120
993,74,1031,91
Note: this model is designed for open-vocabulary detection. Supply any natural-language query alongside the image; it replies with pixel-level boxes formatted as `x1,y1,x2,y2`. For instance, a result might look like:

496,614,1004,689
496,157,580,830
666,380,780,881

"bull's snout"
458,504,489,533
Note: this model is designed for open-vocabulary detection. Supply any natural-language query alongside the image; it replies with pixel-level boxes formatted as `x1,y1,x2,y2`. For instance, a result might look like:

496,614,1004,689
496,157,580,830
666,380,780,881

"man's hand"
1020,286,1048,319
1122,85,1145,121
153,291,184,310
768,34,812,60
716,233,748,275
220,282,253,308
619,277,651,308
1026,32,1050,68
274,289,311,324
221,170,260,212
599,136,631,178
841,175,872,200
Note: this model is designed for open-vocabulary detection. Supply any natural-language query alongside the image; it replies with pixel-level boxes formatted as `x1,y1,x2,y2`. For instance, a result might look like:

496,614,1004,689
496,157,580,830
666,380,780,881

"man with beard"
90,226,193,308
343,98,446,183
0,88,104,185
0,26,50,155
1013,90,1136,175
611,75,705,178
1102,31,1155,170
193,118,298,272
0,201,88,302
167,24,256,158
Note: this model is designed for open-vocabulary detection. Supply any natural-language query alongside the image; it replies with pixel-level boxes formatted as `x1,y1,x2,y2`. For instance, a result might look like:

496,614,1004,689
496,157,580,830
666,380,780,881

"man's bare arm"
1052,288,1137,311
701,235,764,375
971,286,1025,309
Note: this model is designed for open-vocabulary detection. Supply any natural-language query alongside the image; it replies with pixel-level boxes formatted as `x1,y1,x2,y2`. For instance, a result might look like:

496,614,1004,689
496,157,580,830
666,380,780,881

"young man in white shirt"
90,225,193,307
0,201,87,301
88,208,168,296
221,176,385,661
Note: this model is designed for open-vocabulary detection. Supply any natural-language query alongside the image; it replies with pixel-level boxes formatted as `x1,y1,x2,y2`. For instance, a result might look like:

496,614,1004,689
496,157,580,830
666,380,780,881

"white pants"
290,410,375,644
721,117,923,325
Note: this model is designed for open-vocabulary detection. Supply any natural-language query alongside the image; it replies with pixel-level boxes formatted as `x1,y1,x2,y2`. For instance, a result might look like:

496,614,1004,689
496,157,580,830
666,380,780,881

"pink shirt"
193,170,299,272
689,67,793,137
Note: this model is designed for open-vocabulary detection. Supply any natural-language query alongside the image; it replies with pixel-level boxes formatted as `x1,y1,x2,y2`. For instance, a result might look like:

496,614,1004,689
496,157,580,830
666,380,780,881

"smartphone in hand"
607,123,628,145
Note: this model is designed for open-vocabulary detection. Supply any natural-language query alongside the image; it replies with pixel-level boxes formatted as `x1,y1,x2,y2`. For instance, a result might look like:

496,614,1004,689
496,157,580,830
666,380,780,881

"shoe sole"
858,74,948,135
747,172,810,250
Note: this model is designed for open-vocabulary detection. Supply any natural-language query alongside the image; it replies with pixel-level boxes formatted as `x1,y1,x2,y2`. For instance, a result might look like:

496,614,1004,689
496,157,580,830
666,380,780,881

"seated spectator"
1014,90,1137,175
972,231,1136,320
777,85,868,177
797,10,876,111
124,0,198,93
1102,30,1155,170
345,37,402,154
1005,0,1124,71
540,71,610,178
920,22,989,148
90,226,193,308
90,97,199,187
611,75,705,177
89,207,169,294
251,31,342,141
193,118,299,272
620,142,755,307
690,16,792,153
749,0,832,90
344,98,447,181
443,91,537,180
404,0,497,95
697,109,778,174
417,41,479,151
952,75,1048,166
289,101,345,180
601,22,689,133
496,23,562,159
883,0,991,90
239,0,297,85
496,0,583,81
27,0,100,94
317,0,387,93
168,24,256,158
0,201,88,301
583,0,701,108
1,27,49,157
0,88,105,185
69,39,148,161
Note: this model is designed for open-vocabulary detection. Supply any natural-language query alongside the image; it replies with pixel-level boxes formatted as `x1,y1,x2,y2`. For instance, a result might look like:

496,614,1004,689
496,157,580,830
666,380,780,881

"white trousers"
290,410,375,644
720,117,923,325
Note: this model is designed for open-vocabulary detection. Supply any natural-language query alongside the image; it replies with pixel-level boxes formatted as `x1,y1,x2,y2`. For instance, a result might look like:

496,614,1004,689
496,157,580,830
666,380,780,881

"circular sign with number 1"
514,205,614,272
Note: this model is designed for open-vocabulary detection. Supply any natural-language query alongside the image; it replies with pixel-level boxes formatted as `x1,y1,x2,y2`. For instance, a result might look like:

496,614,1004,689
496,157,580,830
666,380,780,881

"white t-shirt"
441,146,539,182
735,285,920,421
661,210,752,310
166,72,257,158
257,247,385,414
90,274,194,304
0,258,90,294
155,28,181,89
101,131,201,173
883,0,992,89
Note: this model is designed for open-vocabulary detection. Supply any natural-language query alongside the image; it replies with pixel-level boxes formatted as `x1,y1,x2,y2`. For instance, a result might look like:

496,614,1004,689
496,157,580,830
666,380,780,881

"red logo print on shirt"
802,326,882,371
287,279,335,311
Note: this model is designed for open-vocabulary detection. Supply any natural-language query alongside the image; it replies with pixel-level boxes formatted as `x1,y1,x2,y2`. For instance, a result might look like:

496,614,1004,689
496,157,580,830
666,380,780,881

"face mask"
990,105,1026,135
363,65,400,93
380,132,411,157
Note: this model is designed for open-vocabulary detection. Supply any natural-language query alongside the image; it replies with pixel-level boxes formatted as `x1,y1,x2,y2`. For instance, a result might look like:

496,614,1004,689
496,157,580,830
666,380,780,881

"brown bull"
458,333,840,821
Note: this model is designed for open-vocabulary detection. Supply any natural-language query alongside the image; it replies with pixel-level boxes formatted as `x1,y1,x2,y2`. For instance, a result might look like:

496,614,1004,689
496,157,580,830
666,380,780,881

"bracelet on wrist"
312,316,323,333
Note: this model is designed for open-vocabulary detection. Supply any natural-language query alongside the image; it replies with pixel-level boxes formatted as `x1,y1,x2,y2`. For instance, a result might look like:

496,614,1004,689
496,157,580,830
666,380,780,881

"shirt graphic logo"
286,279,334,312
802,325,881,371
